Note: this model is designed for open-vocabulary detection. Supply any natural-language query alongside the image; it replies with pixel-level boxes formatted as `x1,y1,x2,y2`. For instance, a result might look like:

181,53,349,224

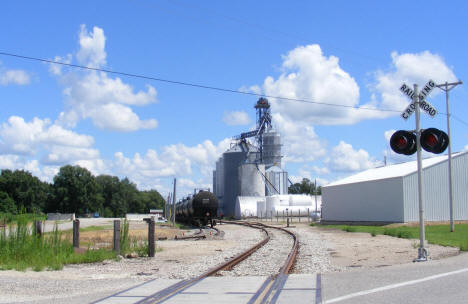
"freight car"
175,190,218,227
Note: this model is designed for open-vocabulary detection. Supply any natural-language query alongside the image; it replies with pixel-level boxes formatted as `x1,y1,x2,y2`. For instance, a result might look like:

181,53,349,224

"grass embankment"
314,223,468,251
0,219,153,271
0,213,46,224
0,219,115,271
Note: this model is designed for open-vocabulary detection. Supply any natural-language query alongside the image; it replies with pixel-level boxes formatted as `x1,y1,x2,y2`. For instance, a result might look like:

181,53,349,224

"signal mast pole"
436,81,462,232
414,84,427,262
172,178,177,227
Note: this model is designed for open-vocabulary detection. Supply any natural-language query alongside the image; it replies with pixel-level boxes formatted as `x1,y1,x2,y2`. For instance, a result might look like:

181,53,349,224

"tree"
139,190,164,213
288,178,321,195
0,169,50,213
0,191,16,214
96,174,121,217
50,165,102,214
119,178,140,215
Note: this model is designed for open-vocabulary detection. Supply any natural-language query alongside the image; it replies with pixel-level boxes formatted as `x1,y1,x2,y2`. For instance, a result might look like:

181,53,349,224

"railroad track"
130,221,298,304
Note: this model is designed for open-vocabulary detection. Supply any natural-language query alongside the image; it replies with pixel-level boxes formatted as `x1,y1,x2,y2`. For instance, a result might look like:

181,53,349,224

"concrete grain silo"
221,144,248,217
265,166,288,195
262,131,282,169
239,163,265,197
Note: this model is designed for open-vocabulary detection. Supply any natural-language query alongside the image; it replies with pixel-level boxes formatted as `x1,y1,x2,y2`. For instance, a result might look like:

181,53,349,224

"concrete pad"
164,276,268,304
95,296,146,304
276,289,317,304
94,278,182,303
283,274,317,289
119,278,182,297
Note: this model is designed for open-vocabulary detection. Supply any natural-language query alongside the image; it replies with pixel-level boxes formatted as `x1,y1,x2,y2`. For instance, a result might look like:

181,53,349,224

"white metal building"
322,151,468,223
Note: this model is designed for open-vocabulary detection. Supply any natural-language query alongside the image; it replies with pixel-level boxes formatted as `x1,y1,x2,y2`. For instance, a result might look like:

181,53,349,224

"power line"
167,0,386,64
0,51,400,114
452,114,468,127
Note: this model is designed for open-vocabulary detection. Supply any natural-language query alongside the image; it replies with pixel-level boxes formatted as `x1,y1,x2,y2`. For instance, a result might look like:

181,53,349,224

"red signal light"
421,128,449,154
395,137,407,149
424,133,438,148
390,130,417,155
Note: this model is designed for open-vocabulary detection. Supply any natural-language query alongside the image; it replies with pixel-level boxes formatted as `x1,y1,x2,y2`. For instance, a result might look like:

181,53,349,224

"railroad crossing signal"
390,128,449,155
400,79,438,120
390,130,417,155
420,128,449,154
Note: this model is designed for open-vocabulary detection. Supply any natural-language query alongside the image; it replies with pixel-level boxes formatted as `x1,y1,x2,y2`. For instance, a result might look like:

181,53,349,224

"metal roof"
324,151,467,187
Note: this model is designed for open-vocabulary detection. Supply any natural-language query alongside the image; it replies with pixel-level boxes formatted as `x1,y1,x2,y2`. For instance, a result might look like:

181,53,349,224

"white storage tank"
289,195,314,206
239,163,266,197
266,195,280,212
257,200,266,217
262,131,282,169
273,205,311,217
235,196,265,219
265,166,288,195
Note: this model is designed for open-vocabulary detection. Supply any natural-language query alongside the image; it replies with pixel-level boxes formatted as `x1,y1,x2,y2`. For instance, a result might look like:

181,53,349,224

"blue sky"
1,1,467,199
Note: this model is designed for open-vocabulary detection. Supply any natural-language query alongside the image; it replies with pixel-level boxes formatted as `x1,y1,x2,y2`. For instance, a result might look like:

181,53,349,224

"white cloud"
464,145,468,151
312,165,330,176
49,54,72,75
222,111,251,126
0,116,94,155
42,146,100,165
326,141,381,172
273,113,326,163
0,69,31,86
111,138,231,193
372,51,457,113
0,155,58,183
55,25,158,132
90,103,157,131
76,25,106,68
262,44,380,125
238,85,262,95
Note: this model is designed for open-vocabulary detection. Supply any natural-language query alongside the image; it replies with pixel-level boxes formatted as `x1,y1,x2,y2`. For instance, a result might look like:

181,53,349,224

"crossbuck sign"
400,79,438,120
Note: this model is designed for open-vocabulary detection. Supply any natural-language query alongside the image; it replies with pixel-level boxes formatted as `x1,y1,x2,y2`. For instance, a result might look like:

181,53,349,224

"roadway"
322,252,468,304
92,253,468,304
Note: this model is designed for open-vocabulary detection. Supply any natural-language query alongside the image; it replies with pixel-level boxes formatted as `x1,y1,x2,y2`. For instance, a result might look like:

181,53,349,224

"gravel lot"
0,221,460,303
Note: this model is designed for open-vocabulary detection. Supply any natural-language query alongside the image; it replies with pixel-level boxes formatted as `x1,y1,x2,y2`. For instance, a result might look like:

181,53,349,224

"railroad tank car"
176,190,218,227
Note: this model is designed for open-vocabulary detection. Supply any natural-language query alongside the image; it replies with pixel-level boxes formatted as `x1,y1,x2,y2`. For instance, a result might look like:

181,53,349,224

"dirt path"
316,226,460,270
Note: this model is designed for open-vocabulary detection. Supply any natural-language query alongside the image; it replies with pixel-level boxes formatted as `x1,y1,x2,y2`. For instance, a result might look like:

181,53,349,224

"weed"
0,218,115,271
319,223,468,251
344,226,356,232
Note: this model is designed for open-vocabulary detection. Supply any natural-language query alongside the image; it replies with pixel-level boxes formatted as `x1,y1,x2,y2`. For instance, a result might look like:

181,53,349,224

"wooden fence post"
34,220,42,238
73,219,80,248
148,217,155,257
113,220,121,255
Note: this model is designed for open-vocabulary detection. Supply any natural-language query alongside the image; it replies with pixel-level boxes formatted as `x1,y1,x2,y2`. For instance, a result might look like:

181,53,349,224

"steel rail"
235,221,299,304
136,222,270,304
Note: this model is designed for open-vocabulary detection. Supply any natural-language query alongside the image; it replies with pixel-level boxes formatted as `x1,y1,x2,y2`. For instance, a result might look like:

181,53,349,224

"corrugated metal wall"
403,152,468,221
453,152,468,220
322,177,404,222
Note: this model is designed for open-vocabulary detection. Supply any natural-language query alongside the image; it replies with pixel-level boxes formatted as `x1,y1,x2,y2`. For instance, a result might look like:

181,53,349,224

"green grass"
79,225,112,232
318,224,468,251
0,219,116,271
0,213,46,225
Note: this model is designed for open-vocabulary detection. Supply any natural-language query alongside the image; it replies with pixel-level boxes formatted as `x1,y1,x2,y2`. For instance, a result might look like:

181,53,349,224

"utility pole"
314,179,318,217
172,178,177,227
414,84,428,262
436,80,463,232
166,193,171,219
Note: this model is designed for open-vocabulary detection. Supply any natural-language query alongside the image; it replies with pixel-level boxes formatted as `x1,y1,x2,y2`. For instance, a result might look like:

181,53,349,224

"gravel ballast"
0,221,460,303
